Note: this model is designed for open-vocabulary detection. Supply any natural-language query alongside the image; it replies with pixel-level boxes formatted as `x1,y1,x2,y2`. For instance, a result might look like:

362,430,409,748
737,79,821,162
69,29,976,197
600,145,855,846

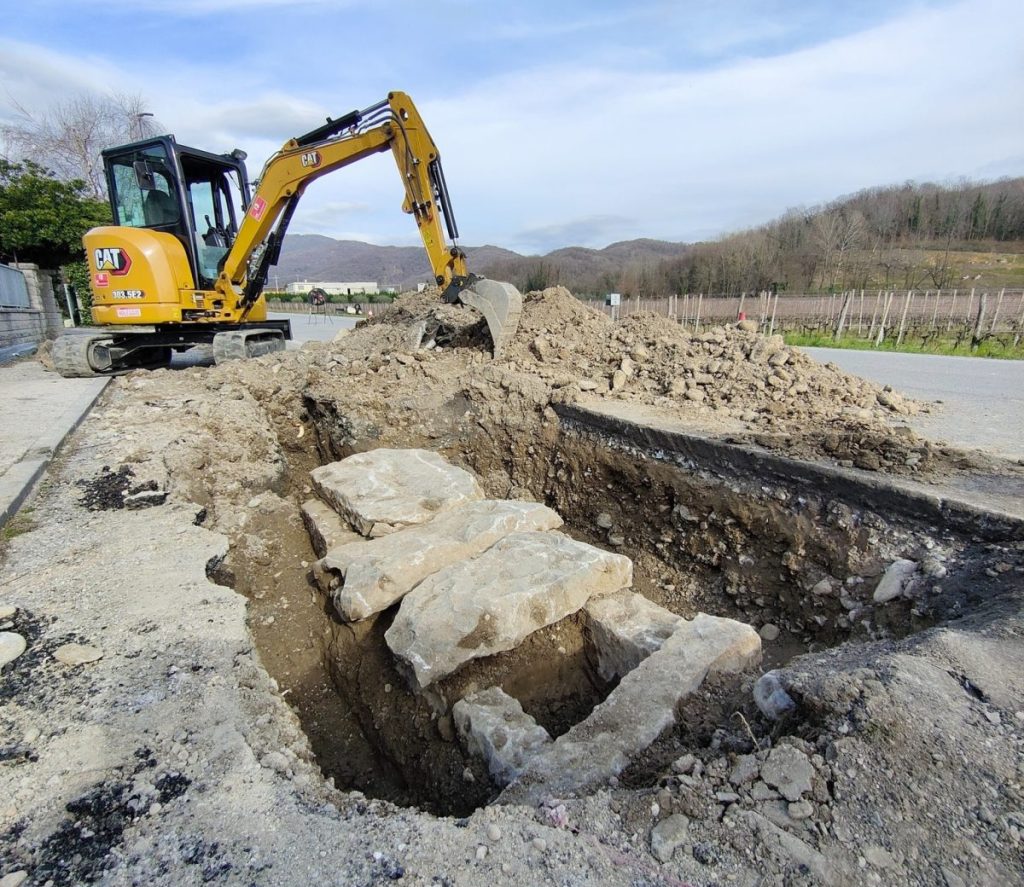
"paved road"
801,347,1024,461
268,310,359,343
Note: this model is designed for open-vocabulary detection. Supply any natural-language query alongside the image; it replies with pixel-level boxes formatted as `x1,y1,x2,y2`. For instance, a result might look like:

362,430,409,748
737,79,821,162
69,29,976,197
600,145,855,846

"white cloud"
2,0,1021,254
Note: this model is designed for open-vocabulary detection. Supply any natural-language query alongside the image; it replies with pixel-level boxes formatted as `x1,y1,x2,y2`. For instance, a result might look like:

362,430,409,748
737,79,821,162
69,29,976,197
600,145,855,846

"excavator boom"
222,91,521,355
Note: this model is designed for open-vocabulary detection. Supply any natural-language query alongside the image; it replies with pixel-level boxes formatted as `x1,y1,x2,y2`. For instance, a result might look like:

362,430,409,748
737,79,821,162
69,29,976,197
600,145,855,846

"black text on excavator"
53,91,522,377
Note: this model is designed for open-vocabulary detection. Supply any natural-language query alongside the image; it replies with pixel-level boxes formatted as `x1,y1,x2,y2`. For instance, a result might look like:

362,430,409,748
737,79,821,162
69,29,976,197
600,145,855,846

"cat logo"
300,151,322,168
93,247,132,276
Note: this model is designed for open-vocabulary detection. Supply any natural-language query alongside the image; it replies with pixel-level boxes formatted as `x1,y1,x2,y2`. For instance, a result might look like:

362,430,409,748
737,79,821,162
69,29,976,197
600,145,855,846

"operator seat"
143,189,179,226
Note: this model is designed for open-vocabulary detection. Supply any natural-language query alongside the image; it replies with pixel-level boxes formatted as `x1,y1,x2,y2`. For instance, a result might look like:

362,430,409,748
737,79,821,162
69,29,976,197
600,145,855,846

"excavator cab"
103,136,249,290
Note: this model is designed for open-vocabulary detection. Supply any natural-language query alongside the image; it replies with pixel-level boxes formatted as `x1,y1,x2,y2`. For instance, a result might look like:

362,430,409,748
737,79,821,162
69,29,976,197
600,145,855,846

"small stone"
729,755,759,786
0,632,27,668
759,624,780,641
873,558,917,603
811,579,833,596
0,604,16,620
650,813,689,863
22,727,40,745
475,845,488,861
148,802,163,815
684,388,706,403
610,370,627,392
788,800,814,820
673,753,697,774
531,837,547,852
984,710,1001,726
941,867,967,887
0,872,29,887
486,823,502,842
261,751,290,774
761,745,814,802
863,845,894,869
715,791,740,804
53,643,104,665
753,671,796,720
595,512,614,530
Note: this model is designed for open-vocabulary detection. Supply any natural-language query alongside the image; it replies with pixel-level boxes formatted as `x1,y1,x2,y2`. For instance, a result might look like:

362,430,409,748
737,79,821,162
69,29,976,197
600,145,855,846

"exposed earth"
1,287,1023,886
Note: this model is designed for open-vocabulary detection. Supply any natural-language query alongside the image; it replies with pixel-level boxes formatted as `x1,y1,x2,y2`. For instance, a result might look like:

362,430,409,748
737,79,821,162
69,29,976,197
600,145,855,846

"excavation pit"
217,391,1019,818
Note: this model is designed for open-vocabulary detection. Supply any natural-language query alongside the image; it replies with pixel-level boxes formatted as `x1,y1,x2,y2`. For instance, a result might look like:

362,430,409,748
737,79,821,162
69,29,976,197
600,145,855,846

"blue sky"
2,0,1022,254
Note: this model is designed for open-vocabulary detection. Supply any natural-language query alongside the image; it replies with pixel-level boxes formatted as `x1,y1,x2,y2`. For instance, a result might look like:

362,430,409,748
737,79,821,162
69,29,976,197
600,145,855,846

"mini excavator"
53,91,522,377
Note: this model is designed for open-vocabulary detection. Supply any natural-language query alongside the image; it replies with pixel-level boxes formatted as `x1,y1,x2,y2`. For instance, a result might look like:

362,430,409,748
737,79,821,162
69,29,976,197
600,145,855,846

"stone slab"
322,500,563,622
584,590,684,681
385,531,633,688
300,498,362,558
500,613,761,803
452,687,552,787
310,448,483,538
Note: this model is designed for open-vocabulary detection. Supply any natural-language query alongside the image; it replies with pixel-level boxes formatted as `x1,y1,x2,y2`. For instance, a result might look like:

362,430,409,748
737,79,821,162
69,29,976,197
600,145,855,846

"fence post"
895,290,913,346
875,292,893,346
972,293,988,349
989,288,1005,333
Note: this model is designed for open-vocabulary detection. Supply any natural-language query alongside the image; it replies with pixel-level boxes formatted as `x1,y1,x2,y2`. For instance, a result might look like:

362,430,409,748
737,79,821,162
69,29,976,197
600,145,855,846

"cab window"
108,145,180,228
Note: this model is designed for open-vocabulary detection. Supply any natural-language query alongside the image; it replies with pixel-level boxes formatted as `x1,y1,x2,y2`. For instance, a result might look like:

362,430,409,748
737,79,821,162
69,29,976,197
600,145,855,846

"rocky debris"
0,604,17,619
386,531,632,688
452,687,553,787
650,813,689,863
321,500,563,621
300,498,362,557
740,810,844,882
53,643,104,665
873,557,919,602
583,590,684,681
0,631,27,668
760,744,815,802
501,614,761,802
310,448,483,537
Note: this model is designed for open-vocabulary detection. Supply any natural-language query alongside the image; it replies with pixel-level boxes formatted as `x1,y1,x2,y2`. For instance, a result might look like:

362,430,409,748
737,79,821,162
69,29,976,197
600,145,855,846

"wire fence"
591,288,1024,348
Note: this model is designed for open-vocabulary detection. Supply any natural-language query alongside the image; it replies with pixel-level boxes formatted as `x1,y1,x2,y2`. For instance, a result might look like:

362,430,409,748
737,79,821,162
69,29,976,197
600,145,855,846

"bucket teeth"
457,279,523,358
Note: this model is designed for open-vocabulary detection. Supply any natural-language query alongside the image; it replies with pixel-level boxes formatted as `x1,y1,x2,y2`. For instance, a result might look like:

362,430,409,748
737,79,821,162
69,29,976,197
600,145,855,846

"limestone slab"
310,449,483,538
452,687,552,787
300,498,362,558
500,613,761,803
584,590,684,681
385,531,633,688
323,500,563,622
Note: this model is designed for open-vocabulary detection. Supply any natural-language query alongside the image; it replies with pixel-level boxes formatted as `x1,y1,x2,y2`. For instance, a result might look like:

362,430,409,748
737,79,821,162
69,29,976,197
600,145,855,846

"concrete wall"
0,264,64,351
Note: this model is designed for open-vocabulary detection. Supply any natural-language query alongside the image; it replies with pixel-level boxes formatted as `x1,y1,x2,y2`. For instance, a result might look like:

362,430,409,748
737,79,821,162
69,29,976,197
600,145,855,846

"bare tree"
1,91,162,198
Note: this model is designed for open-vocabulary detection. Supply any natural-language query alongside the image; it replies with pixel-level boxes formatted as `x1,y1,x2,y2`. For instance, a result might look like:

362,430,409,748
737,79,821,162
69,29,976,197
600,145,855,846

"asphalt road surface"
268,310,359,342
801,347,1024,461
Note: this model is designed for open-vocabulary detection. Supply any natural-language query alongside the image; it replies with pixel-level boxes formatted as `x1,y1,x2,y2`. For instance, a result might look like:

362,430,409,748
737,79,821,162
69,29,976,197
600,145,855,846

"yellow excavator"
53,91,522,377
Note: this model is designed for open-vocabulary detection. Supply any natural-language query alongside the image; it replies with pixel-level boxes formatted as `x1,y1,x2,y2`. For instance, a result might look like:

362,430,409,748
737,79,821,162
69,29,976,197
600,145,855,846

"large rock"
310,449,483,538
322,500,562,622
385,531,633,688
300,499,362,558
452,687,552,787
500,613,761,802
873,558,918,603
584,590,684,681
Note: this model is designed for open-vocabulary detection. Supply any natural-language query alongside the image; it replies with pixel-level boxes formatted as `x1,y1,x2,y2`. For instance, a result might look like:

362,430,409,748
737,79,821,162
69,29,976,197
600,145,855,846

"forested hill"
276,178,1024,297
479,178,1024,297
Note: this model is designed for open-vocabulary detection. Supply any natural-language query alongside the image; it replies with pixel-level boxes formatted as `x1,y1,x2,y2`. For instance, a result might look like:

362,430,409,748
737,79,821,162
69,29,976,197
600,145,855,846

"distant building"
285,280,379,296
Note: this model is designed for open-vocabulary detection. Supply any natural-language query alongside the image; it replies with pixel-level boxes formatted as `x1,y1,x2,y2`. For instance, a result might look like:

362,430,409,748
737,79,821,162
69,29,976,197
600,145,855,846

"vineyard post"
971,293,988,350
868,291,882,340
930,290,940,331
946,289,958,331
896,290,913,346
966,288,975,326
833,290,853,340
858,290,864,334
875,292,893,346
989,288,1005,333
1013,292,1024,347
769,293,779,336
695,294,703,333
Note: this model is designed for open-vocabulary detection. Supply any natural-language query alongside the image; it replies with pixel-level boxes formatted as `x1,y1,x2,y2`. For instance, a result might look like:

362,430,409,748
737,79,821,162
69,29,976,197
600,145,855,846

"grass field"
784,330,1024,359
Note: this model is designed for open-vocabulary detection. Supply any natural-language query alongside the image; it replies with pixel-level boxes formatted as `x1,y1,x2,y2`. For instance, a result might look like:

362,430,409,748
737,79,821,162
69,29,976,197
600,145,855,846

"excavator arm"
216,91,521,355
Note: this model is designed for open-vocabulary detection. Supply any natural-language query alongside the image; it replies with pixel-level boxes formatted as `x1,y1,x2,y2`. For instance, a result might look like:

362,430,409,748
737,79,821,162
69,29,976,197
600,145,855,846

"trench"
219,395,1016,817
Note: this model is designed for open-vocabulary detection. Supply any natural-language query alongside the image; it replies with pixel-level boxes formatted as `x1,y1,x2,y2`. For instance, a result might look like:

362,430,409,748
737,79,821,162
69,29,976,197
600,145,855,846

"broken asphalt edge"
554,402,1024,542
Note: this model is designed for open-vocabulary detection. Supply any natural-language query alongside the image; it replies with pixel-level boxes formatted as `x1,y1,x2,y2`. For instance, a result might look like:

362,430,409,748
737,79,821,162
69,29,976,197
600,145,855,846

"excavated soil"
6,286,1024,885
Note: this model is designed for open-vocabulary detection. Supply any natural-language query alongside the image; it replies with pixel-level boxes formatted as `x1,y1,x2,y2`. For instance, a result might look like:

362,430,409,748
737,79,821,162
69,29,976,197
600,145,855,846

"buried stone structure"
301,447,763,798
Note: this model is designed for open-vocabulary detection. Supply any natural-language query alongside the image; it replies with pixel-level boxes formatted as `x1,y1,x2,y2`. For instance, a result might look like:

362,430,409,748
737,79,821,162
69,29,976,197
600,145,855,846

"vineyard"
587,287,1024,356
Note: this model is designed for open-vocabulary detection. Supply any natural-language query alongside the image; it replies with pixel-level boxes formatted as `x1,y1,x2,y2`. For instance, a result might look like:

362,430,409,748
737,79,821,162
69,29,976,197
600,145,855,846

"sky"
1,0,1022,254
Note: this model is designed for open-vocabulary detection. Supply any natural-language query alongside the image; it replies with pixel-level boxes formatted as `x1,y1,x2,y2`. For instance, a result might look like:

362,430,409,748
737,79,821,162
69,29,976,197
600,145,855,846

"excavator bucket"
457,278,523,359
